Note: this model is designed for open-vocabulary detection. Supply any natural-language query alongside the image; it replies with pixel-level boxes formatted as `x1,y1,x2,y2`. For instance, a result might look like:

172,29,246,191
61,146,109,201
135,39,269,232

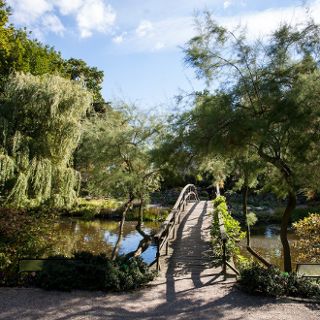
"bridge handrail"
150,184,199,271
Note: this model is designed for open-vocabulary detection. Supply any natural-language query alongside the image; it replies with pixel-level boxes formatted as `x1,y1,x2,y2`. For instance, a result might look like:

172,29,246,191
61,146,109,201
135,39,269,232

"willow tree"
184,13,320,272
0,73,92,208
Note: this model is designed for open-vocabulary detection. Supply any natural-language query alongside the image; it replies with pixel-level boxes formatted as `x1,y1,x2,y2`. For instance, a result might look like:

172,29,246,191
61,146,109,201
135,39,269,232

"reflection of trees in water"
52,219,118,257
113,199,156,260
239,230,298,270
51,205,160,260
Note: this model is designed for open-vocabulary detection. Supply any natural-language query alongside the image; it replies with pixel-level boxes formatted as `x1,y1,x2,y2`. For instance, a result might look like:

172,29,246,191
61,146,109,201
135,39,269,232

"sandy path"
0,201,319,320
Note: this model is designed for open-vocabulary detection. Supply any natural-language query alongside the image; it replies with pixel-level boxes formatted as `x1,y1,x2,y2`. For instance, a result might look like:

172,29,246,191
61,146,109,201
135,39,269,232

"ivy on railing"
212,195,243,277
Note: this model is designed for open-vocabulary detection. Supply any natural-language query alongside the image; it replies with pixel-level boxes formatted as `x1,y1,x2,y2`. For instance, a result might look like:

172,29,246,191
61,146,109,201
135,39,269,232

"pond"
50,218,161,264
239,224,299,270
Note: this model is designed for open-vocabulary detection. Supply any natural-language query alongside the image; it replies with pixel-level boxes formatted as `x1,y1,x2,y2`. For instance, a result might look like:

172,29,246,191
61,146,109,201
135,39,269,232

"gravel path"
0,201,319,320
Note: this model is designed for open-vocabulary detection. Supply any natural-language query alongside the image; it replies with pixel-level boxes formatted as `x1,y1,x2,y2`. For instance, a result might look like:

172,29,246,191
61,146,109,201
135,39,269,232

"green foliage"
0,208,54,285
35,252,155,291
0,73,92,208
246,212,258,227
0,1,104,104
183,12,320,271
212,196,244,261
126,207,169,222
65,198,121,218
77,104,162,202
239,264,320,299
293,213,320,263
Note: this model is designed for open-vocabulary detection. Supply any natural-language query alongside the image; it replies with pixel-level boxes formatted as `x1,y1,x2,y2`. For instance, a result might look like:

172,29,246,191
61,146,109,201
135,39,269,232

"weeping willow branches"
0,72,92,208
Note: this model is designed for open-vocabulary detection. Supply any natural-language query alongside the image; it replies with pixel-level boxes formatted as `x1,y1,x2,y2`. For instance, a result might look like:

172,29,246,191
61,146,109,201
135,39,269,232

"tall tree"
0,0,105,106
0,73,92,208
184,13,320,271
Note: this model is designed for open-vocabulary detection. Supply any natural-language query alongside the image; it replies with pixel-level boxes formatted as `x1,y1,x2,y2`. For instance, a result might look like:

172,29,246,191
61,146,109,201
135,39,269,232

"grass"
62,198,169,222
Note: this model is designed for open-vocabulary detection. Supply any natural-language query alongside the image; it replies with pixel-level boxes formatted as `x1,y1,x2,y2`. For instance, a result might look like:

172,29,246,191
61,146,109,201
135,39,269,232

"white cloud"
112,0,320,53
223,1,231,9
113,32,127,44
76,0,116,38
53,0,84,15
219,1,320,41
154,42,165,51
7,0,52,25
136,20,154,38
117,17,194,53
8,0,116,39
41,14,65,35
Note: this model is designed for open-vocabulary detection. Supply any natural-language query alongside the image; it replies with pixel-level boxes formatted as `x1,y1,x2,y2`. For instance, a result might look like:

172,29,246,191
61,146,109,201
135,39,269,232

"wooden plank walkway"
159,200,234,298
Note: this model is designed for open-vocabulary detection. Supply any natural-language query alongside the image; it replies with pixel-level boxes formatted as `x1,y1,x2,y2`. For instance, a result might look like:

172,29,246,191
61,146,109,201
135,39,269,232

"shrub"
239,264,320,299
0,208,54,285
292,213,320,263
35,251,155,291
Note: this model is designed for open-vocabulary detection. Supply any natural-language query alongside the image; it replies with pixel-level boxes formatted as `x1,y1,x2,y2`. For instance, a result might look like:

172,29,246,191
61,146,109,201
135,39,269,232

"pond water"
239,224,299,270
51,219,299,270
50,218,160,264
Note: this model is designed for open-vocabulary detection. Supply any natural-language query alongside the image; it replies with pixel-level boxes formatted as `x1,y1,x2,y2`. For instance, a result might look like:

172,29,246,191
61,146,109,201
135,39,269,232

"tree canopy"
180,13,320,271
0,72,92,207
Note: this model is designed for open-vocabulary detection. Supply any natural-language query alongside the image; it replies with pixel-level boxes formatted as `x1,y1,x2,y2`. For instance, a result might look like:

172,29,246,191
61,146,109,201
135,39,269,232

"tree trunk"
137,197,144,229
243,185,272,267
216,182,220,196
281,191,296,272
242,185,250,247
111,197,133,260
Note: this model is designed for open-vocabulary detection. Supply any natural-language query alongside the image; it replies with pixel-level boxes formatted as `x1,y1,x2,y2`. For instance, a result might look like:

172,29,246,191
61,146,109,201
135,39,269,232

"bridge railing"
214,200,240,279
150,184,200,271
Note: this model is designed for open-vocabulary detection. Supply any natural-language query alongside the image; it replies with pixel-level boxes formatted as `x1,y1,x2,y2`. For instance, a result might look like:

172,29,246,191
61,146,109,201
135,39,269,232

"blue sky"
6,0,320,112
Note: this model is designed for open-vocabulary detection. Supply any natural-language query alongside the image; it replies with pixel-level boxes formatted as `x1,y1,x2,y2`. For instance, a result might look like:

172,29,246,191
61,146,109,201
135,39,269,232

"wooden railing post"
222,238,227,280
156,236,161,271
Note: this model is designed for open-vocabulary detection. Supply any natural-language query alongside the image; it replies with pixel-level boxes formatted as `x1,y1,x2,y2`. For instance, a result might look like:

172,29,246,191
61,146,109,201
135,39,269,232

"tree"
0,73,92,208
184,13,320,271
63,58,104,106
0,0,105,106
77,105,162,259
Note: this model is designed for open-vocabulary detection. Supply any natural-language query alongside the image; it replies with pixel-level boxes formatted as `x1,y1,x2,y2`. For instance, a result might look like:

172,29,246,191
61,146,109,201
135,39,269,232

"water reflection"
51,218,160,264
239,224,298,269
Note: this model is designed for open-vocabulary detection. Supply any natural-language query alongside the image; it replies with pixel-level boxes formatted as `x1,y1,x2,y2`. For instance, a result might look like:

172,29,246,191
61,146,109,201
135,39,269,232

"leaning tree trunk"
258,147,296,272
111,196,133,260
242,185,250,247
243,185,271,267
281,190,296,272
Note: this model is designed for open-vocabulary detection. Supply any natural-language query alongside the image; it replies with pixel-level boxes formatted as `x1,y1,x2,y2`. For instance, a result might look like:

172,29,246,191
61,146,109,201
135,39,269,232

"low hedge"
34,251,155,291
239,264,320,299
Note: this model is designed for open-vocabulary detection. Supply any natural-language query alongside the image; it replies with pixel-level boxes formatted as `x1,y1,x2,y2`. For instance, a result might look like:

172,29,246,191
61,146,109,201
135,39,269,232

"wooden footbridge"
149,184,237,281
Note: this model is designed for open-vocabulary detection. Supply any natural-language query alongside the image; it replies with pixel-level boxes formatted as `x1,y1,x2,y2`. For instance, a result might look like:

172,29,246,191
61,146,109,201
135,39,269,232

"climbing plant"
212,196,244,262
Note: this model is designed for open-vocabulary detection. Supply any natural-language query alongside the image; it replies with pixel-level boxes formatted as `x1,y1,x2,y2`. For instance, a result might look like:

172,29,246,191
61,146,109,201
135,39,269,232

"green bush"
211,196,244,263
35,251,155,291
239,264,320,299
292,213,320,263
0,208,54,285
